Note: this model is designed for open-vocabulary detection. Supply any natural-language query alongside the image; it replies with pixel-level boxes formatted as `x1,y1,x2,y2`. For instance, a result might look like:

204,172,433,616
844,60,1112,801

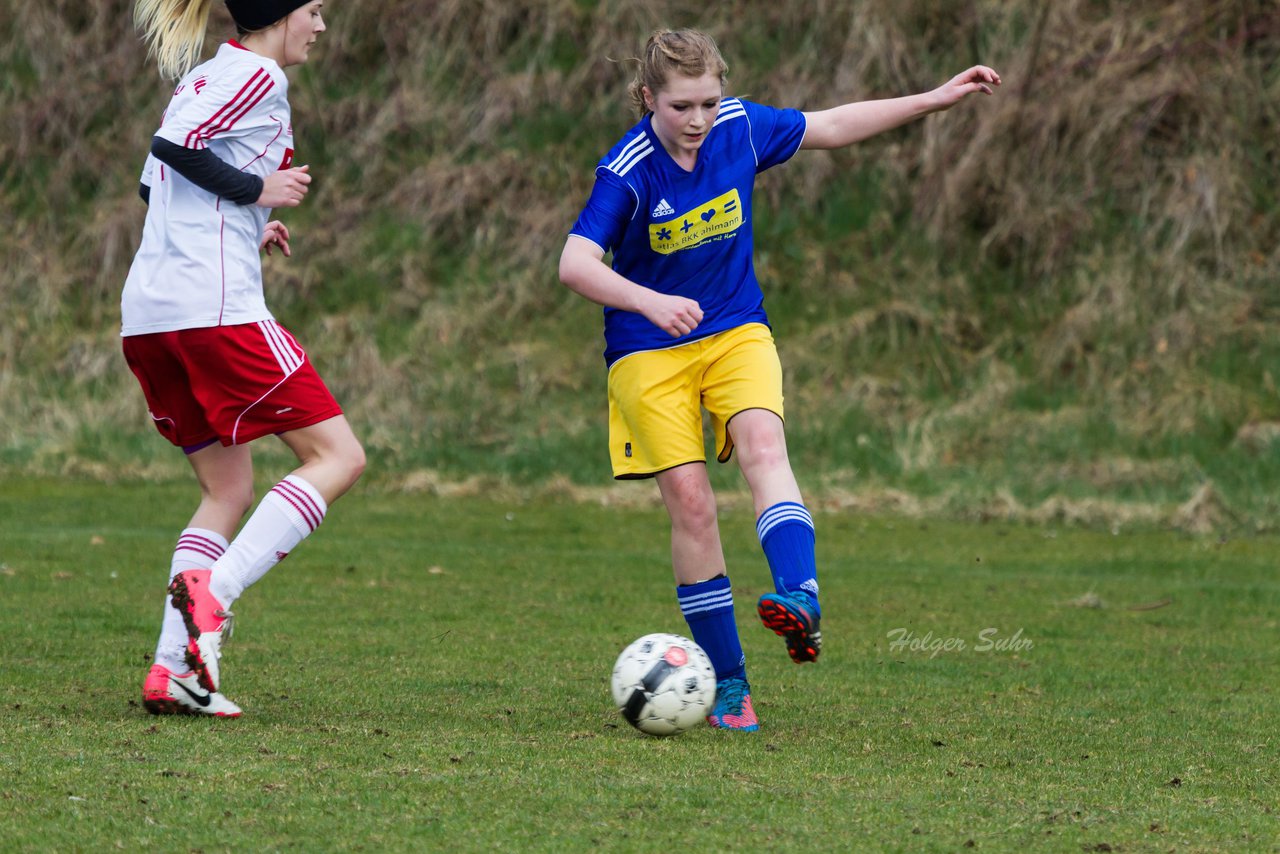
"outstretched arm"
801,65,1000,150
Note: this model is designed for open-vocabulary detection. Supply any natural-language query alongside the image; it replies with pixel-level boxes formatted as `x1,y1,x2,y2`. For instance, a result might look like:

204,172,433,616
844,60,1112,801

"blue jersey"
569,98,806,366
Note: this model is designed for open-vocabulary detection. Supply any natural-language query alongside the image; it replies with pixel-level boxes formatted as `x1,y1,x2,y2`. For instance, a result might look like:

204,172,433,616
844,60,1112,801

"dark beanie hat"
224,0,312,31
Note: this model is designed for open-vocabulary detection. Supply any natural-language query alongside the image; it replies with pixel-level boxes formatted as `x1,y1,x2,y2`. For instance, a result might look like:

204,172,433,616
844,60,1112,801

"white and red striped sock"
155,528,228,672
209,474,327,607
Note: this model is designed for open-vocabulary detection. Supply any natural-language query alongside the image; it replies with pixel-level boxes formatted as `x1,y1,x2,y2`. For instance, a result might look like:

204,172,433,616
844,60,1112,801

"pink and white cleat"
167,569,234,693
142,664,241,717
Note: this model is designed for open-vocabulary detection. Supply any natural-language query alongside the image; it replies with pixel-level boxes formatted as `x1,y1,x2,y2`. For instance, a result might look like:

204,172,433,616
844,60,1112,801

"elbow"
557,250,580,289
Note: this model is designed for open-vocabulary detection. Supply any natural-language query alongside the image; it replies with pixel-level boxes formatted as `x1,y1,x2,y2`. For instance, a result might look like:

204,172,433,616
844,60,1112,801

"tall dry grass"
2,0,1278,528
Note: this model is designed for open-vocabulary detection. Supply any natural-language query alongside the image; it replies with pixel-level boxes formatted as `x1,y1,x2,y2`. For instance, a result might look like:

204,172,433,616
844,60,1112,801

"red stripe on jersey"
239,120,285,173
184,69,273,149
203,75,274,145
197,74,274,149
184,68,269,148
218,215,227,325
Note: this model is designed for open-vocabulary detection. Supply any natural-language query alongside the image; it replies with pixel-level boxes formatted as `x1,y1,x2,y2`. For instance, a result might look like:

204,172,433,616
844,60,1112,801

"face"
281,1,326,67
644,72,723,162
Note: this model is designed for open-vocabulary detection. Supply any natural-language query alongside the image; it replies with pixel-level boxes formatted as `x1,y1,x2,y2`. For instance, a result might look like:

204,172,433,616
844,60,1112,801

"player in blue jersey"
560,28,999,731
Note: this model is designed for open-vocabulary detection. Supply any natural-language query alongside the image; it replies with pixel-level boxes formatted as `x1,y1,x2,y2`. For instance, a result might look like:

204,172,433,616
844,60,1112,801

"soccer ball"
610,633,716,736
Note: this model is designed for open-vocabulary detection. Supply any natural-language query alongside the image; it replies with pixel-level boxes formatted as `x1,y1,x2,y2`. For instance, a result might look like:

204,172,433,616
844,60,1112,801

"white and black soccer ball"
610,633,716,736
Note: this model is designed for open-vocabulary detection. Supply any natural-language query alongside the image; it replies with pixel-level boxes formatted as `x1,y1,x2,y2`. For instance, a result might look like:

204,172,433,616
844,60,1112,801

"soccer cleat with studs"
167,569,234,693
757,592,822,663
142,664,241,717
706,676,759,732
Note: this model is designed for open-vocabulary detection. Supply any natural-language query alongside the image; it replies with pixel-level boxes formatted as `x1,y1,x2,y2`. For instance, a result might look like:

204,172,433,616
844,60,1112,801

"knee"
333,436,366,492
738,433,789,474
206,482,254,519
667,479,718,534
346,441,367,486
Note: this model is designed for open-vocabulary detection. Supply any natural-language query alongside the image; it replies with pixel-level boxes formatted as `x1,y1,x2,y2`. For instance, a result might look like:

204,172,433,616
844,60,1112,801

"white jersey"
122,41,294,336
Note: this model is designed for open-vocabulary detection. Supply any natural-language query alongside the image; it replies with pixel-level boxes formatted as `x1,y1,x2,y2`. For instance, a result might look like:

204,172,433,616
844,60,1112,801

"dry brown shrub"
2,1,1277,526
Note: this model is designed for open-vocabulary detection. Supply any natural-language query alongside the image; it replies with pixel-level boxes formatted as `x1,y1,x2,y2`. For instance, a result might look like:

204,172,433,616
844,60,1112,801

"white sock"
155,528,228,673
209,474,327,608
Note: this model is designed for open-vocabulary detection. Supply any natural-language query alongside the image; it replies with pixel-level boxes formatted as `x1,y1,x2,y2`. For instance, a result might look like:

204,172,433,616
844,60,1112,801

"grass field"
1,477,1277,852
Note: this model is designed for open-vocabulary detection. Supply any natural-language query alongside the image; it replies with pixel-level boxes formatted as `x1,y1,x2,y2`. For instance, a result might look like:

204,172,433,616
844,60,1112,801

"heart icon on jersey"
701,209,717,222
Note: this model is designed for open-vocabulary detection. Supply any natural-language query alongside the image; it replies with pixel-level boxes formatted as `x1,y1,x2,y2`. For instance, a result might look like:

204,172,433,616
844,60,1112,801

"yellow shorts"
607,323,784,479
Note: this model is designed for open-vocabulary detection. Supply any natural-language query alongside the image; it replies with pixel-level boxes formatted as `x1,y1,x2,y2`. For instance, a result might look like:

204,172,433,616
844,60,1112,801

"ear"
642,85,656,113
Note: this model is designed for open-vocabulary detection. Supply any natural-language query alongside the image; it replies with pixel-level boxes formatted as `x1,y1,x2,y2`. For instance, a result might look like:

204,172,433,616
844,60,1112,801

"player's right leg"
123,333,254,699
142,664,242,717
163,442,255,693
657,464,758,732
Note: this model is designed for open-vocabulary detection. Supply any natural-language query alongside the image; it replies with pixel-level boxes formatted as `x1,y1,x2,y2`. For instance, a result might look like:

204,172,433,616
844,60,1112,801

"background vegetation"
3,0,1279,531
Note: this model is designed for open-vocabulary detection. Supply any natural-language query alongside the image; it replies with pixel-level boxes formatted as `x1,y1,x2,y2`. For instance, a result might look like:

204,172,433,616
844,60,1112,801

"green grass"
1,477,1276,851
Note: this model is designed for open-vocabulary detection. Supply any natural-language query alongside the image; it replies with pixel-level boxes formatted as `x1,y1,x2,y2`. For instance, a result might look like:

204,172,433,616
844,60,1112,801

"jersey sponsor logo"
279,147,294,170
648,189,743,255
651,198,675,218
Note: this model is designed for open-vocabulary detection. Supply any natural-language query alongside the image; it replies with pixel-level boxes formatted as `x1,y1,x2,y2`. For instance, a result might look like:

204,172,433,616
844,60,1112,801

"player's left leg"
204,414,364,610
729,409,823,663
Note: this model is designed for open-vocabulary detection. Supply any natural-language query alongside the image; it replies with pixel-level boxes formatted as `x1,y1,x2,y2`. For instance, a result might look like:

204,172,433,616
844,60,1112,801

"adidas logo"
652,198,675,218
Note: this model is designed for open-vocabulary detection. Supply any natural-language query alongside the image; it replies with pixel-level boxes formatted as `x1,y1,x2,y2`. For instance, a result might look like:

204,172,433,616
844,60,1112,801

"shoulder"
708,97,757,144
715,97,750,126
718,97,793,127
202,43,287,94
597,122,654,180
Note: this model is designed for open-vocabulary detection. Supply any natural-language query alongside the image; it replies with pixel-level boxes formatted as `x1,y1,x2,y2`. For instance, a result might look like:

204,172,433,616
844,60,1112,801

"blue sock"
757,501,820,617
676,575,746,682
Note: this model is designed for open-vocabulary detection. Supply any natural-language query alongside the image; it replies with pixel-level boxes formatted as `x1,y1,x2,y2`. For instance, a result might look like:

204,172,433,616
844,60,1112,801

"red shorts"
122,321,344,450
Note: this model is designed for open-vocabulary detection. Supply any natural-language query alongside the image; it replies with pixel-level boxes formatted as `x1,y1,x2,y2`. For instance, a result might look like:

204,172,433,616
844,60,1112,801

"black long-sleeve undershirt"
137,137,264,206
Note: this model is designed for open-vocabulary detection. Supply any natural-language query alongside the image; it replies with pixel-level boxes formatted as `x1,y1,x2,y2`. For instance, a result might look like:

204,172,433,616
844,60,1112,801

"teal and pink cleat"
757,592,822,663
706,676,759,732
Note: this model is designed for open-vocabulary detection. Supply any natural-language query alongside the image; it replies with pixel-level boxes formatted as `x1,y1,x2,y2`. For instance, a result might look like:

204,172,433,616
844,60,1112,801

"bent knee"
205,484,254,518
326,435,366,490
345,442,367,485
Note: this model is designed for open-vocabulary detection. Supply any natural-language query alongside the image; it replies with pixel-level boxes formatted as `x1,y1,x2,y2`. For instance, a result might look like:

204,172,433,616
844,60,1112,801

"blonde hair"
134,0,218,80
628,29,729,117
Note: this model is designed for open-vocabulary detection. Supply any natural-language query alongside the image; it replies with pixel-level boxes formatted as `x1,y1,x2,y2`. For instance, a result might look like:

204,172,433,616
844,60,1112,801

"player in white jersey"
560,29,999,730
126,0,364,717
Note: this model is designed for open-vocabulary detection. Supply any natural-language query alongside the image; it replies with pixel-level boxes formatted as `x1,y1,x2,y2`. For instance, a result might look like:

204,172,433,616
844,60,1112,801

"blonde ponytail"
134,0,218,80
